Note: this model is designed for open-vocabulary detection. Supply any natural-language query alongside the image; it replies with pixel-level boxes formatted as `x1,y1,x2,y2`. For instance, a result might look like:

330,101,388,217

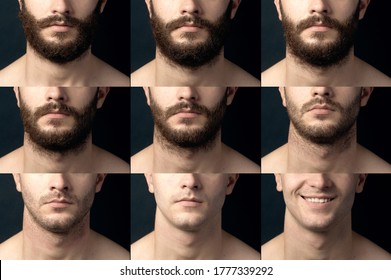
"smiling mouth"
302,196,335,204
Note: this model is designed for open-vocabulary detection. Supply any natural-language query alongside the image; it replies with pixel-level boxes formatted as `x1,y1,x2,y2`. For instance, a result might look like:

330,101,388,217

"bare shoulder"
0,148,23,173
222,145,260,173
130,61,156,86
261,234,284,260
222,231,260,260
130,145,153,173
131,232,154,260
90,231,130,260
0,57,26,86
0,232,23,260
93,57,130,86
93,145,130,173
356,145,391,173
355,58,391,86
224,60,260,86
261,60,285,86
353,232,391,260
261,144,287,173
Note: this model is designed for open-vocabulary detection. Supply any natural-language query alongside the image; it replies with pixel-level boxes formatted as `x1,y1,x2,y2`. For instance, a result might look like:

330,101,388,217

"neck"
152,129,223,172
283,210,353,260
287,124,357,172
23,133,94,172
154,49,226,86
153,210,223,260
21,208,92,260
25,44,93,85
284,48,356,85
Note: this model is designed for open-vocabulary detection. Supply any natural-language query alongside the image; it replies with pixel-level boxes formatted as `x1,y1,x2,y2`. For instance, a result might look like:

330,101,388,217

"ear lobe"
279,87,287,107
229,0,241,19
96,87,110,109
99,0,108,13
13,173,22,192
145,0,152,18
275,174,283,192
360,87,372,107
274,0,283,21
355,174,367,193
225,174,239,195
143,87,151,106
95,174,106,193
13,87,21,108
226,87,237,105
144,173,155,193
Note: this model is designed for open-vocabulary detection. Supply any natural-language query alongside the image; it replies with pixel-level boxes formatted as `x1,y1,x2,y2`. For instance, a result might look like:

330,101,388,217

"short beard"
285,92,361,145
149,91,227,152
18,0,101,64
149,0,232,69
281,0,360,68
19,92,98,155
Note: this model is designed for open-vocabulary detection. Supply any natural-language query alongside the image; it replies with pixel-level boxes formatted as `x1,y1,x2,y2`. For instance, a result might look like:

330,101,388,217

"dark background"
130,174,261,255
0,173,130,253
130,87,261,166
131,0,261,79
0,87,130,164
0,0,130,76
261,1,391,77
261,174,391,255
261,87,391,164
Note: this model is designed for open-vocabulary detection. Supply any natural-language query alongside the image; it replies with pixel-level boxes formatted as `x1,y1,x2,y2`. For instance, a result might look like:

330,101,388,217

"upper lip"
309,104,334,111
46,198,72,204
50,21,72,27
182,21,202,28
311,22,331,28
177,197,202,203
176,108,201,114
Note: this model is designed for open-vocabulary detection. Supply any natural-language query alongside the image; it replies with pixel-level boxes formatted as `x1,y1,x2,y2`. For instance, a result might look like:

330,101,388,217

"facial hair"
22,186,95,234
280,0,360,68
149,0,232,69
18,0,101,64
285,93,361,144
19,93,98,154
149,92,227,151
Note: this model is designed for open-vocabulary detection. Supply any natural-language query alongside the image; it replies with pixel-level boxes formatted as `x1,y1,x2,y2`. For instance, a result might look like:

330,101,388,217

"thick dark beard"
18,0,101,64
285,93,361,145
149,91,227,152
281,1,360,68
149,0,232,70
19,93,98,155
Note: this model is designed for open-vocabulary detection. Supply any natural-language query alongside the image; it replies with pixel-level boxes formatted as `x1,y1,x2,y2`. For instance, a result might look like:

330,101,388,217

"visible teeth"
305,197,331,203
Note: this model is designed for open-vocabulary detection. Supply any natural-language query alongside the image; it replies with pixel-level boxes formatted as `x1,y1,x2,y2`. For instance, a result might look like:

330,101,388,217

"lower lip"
177,201,202,207
47,202,71,208
49,25,72,32
177,26,202,32
44,113,69,119
176,112,200,118
308,26,331,32
310,108,333,115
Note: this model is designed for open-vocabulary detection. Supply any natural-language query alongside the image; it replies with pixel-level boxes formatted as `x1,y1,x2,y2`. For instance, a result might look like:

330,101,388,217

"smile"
303,197,334,203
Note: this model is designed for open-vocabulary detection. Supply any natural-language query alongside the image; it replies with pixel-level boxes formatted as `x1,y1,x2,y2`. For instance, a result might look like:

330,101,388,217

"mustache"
165,15,214,31
37,14,81,28
301,98,343,113
296,15,344,33
40,191,76,205
164,102,210,118
34,102,79,118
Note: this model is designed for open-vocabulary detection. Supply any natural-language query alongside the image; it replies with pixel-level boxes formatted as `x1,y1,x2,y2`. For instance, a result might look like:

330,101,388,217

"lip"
175,109,201,118
178,23,203,32
301,195,335,208
307,24,331,32
43,110,70,119
309,104,334,115
176,198,202,207
48,23,73,32
46,199,72,208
